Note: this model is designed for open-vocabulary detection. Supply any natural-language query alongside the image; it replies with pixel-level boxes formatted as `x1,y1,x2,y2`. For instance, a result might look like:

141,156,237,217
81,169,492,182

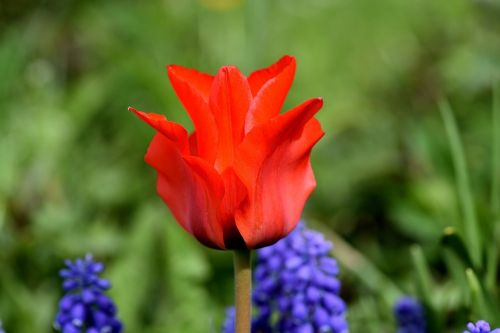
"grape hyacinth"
394,297,426,333
221,307,236,333
0,320,5,333
223,222,348,333
464,320,500,333
54,254,123,333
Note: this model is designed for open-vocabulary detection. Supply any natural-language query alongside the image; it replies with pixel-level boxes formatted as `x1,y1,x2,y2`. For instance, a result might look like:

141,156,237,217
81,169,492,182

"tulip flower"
130,55,324,333
130,55,323,250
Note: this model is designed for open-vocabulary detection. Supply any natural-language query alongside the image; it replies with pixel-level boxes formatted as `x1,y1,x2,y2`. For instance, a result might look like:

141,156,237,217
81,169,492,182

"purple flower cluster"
394,297,426,333
0,320,5,333
54,254,122,333
223,222,348,333
464,321,500,333
221,307,236,333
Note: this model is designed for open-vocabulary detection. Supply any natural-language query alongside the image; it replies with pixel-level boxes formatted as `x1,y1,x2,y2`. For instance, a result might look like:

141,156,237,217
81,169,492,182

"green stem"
233,249,252,333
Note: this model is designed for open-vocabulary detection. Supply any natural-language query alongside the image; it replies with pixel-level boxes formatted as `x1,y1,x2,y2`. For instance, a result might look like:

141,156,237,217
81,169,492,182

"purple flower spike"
464,320,500,333
222,221,348,333
222,307,236,333
394,297,426,333
54,254,123,333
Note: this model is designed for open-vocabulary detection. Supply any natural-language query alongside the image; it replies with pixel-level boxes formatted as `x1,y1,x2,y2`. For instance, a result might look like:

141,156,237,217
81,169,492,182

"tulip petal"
234,98,324,248
248,55,294,95
130,107,189,154
209,66,252,171
188,132,198,155
167,65,213,101
245,56,296,133
219,167,248,249
247,55,295,95
167,65,218,161
146,133,226,249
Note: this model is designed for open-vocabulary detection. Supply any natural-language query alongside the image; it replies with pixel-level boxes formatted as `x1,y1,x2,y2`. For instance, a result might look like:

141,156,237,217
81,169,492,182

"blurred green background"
1,0,500,332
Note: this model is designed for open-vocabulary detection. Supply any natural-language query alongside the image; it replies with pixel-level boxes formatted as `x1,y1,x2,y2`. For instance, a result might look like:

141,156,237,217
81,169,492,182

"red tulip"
130,55,324,250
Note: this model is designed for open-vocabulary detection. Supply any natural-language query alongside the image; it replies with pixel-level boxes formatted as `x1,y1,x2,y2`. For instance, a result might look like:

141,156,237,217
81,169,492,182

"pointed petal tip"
166,64,183,78
166,64,178,73
217,65,240,75
129,107,169,127
167,64,194,77
270,55,295,71
305,97,324,110
129,106,142,116
129,106,148,120
280,54,296,64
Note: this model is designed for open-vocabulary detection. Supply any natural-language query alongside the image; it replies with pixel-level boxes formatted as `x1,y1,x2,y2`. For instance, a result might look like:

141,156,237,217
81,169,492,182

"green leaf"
440,227,473,268
443,248,468,303
410,245,433,306
439,99,482,269
492,82,500,221
465,268,491,321
484,241,498,295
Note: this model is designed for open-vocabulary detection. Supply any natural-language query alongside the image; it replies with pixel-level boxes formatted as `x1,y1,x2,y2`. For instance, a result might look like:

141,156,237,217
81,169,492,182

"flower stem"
233,249,252,333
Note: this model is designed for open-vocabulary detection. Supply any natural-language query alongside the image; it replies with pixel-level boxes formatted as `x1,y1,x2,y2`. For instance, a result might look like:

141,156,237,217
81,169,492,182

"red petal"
167,65,213,101
209,66,252,171
188,132,198,156
130,107,189,154
146,133,226,249
245,56,296,133
234,98,324,248
218,167,248,249
167,65,218,161
247,55,296,96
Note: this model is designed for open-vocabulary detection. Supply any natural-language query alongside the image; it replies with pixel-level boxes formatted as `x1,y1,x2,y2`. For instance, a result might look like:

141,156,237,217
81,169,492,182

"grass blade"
439,100,482,269
485,83,500,296
492,82,500,221
466,268,492,321
410,245,433,306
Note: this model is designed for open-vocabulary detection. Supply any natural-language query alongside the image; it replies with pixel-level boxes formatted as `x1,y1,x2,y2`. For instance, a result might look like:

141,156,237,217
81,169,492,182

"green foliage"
1,0,500,332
